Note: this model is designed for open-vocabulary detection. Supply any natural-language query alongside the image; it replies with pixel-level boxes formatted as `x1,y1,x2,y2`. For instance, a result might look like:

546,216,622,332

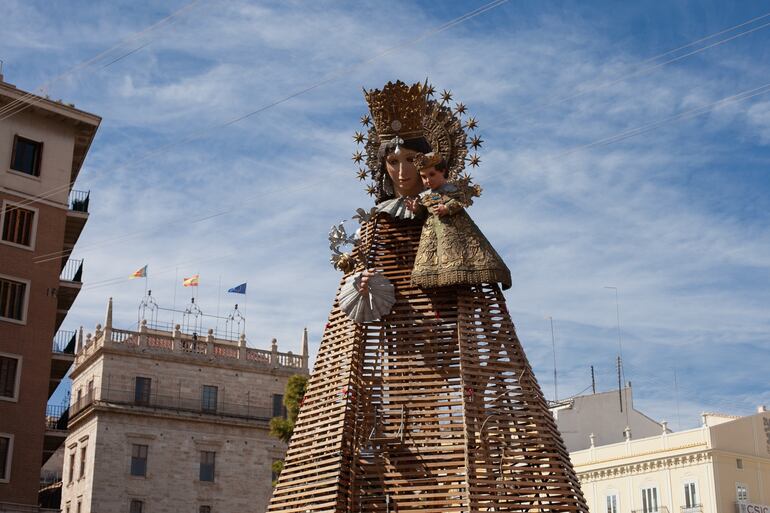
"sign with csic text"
744,504,770,513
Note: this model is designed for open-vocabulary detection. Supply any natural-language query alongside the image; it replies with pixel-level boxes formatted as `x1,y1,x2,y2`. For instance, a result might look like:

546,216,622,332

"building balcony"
632,508,669,513
49,330,76,397
63,189,89,249
682,506,703,513
56,259,83,331
68,385,274,425
43,404,69,464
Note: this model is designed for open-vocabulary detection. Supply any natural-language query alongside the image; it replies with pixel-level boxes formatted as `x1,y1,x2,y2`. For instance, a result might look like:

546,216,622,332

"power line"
0,0,510,221
0,0,203,120
488,9,770,128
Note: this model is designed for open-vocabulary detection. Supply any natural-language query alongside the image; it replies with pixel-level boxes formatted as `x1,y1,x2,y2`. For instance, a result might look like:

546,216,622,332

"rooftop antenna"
547,316,558,401
0,60,4,82
604,286,626,412
590,365,596,394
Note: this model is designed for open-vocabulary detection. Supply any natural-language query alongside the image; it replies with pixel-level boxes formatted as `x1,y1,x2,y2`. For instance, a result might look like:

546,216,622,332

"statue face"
385,148,423,197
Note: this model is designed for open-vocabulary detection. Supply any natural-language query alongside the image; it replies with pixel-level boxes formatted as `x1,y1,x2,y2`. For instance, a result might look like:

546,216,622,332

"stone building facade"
60,298,309,513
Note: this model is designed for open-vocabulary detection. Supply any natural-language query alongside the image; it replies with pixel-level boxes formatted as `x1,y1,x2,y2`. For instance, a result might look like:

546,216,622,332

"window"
641,486,659,513
200,451,215,481
65,502,70,513
0,277,27,322
272,394,286,418
737,458,744,469
684,480,698,509
129,500,143,513
199,506,211,513
68,450,76,483
10,135,43,176
76,500,81,513
0,355,20,400
86,380,93,401
130,444,148,477
737,483,748,502
201,385,218,413
0,435,12,482
79,445,87,479
134,377,151,406
606,493,618,513
1,203,35,247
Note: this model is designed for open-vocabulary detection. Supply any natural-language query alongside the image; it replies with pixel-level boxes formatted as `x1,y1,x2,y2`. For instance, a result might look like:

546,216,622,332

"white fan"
338,271,395,323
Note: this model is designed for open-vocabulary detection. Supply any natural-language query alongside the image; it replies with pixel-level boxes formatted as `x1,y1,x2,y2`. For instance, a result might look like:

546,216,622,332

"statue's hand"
432,203,450,216
356,269,376,295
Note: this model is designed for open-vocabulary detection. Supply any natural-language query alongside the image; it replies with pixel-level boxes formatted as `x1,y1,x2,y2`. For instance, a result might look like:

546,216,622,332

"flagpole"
172,266,179,325
216,275,222,336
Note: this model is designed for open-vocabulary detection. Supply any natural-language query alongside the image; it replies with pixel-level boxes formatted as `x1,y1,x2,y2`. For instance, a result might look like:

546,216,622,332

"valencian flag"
129,265,147,279
183,274,200,287
227,282,247,294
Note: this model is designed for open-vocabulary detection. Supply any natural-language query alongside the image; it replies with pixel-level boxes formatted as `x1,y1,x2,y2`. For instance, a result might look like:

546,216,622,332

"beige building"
571,407,770,513
60,298,309,513
552,386,666,452
0,73,99,511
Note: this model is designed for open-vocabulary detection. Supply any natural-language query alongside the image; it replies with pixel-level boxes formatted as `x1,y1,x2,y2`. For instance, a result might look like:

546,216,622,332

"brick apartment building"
0,74,100,511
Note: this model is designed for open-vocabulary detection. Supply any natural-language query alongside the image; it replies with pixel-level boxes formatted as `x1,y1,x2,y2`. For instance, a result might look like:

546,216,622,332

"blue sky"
3,0,769,429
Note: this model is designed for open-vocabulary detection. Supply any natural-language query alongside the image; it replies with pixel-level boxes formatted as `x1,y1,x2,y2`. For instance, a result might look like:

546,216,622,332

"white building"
60,298,309,513
570,405,770,513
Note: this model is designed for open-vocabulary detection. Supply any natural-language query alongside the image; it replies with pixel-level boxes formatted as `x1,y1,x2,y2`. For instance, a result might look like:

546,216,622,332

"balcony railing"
52,330,76,353
632,508,669,513
68,189,90,213
682,505,703,513
60,258,83,282
45,404,69,430
69,386,274,423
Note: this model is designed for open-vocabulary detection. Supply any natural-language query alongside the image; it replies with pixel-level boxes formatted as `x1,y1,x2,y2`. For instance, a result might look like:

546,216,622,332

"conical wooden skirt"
268,215,588,512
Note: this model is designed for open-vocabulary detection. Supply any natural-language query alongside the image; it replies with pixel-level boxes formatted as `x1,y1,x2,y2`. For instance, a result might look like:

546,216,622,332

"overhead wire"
14,0,512,265
1,0,509,221
0,0,203,120
42,74,770,270
15,3,770,291
487,9,770,127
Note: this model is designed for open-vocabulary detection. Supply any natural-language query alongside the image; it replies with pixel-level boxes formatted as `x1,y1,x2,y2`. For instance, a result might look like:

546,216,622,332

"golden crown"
363,80,427,140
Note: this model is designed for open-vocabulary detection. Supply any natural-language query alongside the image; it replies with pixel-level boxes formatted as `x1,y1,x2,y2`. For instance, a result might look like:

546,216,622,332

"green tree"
269,374,307,485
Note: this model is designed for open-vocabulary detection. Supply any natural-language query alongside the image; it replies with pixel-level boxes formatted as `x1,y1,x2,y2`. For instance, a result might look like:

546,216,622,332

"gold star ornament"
469,154,481,167
465,117,479,130
440,89,453,104
352,151,364,163
366,184,377,196
353,131,365,144
470,135,483,149
356,168,367,181
454,102,467,115
360,114,371,126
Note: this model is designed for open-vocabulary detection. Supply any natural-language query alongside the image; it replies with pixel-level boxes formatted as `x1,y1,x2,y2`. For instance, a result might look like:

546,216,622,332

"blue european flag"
227,282,247,294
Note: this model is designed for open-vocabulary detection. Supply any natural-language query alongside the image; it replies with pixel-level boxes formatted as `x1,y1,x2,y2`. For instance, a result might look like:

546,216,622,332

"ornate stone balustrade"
73,298,308,373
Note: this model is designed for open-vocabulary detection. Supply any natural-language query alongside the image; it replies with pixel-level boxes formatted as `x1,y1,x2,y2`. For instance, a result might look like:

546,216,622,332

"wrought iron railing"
52,330,76,353
69,386,273,423
681,505,703,512
632,508,669,513
68,189,90,213
60,258,83,282
45,404,69,430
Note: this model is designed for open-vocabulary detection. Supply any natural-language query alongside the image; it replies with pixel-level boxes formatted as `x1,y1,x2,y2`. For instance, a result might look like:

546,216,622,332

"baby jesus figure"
408,152,511,290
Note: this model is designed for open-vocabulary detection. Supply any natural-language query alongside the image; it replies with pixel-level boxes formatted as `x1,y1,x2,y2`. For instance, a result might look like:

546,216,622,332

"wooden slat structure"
268,215,588,512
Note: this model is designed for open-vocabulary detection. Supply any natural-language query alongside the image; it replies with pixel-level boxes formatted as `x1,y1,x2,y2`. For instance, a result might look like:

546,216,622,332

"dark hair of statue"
375,136,432,202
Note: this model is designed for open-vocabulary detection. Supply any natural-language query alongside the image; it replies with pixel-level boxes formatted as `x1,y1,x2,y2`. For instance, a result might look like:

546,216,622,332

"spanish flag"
129,265,147,279
183,274,199,287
